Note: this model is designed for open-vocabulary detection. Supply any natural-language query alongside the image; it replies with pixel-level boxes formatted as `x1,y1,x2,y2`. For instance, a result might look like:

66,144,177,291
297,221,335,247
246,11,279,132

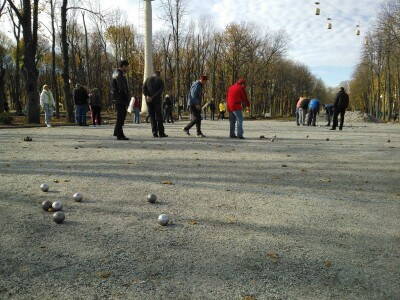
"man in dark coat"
209,102,216,120
143,71,167,138
331,87,350,131
163,94,174,123
111,60,130,140
73,84,89,126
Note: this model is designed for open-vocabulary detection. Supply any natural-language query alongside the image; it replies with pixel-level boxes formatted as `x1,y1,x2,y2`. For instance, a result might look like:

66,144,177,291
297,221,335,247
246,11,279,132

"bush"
0,112,13,125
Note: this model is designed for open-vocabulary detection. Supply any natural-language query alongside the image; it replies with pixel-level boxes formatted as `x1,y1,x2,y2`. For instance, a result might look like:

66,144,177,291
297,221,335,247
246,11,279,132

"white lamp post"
141,0,155,115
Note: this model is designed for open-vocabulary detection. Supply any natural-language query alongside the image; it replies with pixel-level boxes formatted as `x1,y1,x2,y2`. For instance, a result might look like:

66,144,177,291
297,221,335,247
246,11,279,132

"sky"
1,0,384,87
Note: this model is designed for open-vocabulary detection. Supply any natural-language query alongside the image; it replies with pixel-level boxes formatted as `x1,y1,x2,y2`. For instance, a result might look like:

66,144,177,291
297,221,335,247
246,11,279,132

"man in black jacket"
111,60,130,140
331,87,350,131
143,71,167,138
163,94,174,123
73,84,89,126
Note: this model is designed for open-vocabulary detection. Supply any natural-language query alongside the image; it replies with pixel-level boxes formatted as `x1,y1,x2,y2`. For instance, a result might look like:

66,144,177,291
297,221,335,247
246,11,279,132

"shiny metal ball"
158,214,169,226
53,211,65,224
73,192,83,202
42,200,52,211
52,201,63,211
147,194,157,203
40,184,49,192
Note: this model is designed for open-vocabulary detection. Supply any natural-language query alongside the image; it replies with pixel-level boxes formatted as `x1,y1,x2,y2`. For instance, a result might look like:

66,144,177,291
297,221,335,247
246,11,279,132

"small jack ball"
40,184,49,192
147,194,157,203
53,211,65,224
42,200,52,211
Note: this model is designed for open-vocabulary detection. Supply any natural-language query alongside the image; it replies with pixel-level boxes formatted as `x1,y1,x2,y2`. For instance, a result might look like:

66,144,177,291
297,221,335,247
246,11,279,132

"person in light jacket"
40,85,56,127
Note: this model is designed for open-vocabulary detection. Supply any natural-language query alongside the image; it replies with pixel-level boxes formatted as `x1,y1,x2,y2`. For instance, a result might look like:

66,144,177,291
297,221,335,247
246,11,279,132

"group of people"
295,87,350,130
111,60,251,140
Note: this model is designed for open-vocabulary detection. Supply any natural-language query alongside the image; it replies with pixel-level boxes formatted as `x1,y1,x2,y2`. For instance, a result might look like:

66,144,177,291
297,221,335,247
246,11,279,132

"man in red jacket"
226,79,250,139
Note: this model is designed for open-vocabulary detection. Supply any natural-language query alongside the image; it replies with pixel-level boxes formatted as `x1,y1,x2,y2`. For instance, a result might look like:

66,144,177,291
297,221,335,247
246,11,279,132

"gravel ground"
0,120,399,300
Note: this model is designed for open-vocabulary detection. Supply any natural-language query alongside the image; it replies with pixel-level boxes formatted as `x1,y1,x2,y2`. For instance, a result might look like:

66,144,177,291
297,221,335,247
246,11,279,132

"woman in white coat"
40,85,56,127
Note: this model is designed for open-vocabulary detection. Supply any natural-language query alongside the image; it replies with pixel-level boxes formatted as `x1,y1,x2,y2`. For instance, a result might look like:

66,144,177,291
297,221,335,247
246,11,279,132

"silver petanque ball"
40,184,49,192
158,214,169,226
147,194,157,204
53,211,65,224
42,200,52,211
73,192,83,202
52,201,63,211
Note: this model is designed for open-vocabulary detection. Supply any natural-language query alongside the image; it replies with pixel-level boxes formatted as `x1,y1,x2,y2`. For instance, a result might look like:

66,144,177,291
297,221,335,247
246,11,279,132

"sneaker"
183,128,190,136
46,124,52,128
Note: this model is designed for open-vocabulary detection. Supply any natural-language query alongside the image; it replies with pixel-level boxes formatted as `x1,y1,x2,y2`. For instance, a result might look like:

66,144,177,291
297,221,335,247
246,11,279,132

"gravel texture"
0,120,399,300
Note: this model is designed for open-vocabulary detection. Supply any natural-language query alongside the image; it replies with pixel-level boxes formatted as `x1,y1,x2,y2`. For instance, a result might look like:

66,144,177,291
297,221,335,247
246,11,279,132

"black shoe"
339,128,343,131
153,134,159,138
330,128,336,131
197,133,206,138
238,136,245,140
183,128,190,136
230,135,237,139
160,133,168,138
117,136,130,140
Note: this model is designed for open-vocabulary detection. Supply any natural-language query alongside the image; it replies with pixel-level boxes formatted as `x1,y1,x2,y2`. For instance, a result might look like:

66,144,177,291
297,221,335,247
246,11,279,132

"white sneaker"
46,124,52,128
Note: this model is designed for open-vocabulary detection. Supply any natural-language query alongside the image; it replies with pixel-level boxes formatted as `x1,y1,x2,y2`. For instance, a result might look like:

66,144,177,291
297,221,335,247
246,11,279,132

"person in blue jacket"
183,75,208,137
307,98,320,126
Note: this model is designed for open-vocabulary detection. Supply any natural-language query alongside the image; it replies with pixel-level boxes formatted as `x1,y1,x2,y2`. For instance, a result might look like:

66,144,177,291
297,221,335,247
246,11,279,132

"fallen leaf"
189,220,198,225
266,252,280,262
162,181,174,185
243,296,256,300
324,260,332,268
96,272,112,279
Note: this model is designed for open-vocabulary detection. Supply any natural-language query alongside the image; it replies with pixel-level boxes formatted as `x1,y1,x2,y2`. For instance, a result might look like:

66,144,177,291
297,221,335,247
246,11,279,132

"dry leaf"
243,296,256,300
189,220,198,225
162,181,174,185
97,272,112,279
266,252,280,262
324,260,332,268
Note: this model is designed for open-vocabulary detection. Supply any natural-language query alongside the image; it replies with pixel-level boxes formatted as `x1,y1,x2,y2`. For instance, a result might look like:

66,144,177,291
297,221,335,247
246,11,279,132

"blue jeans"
134,107,141,124
43,104,53,125
75,105,88,125
230,110,244,138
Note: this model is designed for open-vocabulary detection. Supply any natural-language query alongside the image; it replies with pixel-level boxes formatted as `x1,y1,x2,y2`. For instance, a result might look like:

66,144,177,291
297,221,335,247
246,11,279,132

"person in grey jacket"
183,75,208,137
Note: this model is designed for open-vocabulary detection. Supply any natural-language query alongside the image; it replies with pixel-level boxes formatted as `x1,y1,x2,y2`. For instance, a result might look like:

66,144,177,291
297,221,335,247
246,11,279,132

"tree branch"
66,6,102,18
6,0,22,20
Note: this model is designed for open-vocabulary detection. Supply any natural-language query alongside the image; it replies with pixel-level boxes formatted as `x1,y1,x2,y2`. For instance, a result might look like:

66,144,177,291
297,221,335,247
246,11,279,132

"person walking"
143,71,167,138
111,60,130,140
296,97,306,126
73,84,89,126
323,103,334,127
226,79,250,139
40,85,56,127
218,102,226,120
89,88,102,126
209,101,216,120
163,95,174,123
331,87,350,131
183,75,208,137
307,98,320,126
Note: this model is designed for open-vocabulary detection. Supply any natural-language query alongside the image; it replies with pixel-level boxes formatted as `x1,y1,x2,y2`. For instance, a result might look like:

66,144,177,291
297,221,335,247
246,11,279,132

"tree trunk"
50,0,59,117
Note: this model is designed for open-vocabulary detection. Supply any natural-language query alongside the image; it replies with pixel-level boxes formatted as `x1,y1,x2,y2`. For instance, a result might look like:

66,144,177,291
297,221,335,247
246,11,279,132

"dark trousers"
229,112,236,137
184,105,202,134
210,110,215,120
332,109,346,130
326,112,333,126
164,108,174,123
90,106,101,125
218,111,225,120
307,109,318,126
75,105,88,126
113,103,127,137
148,101,165,136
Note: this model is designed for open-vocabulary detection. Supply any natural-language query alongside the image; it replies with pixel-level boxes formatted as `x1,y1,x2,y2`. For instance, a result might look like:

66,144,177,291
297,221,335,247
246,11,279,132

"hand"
195,104,201,110
146,96,153,103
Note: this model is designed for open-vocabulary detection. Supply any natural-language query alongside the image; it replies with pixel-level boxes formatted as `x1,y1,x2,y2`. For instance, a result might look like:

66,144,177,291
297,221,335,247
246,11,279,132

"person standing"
209,101,216,120
202,101,209,120
226,79,250,139
143,71,167,138
323,103,334,127
218,102,226,120
300,98,310,125
183,75,208,137
133,96,141,124
89,88,102,126
40,85,56,127
296,97,305,126
331,87,350,131
307,98,320,127
163,95,174,123
111,60,130,140
73,84,89,126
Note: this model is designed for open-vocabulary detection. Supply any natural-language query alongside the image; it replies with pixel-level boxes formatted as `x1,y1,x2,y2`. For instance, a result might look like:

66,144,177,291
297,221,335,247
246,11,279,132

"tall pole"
141,0,154,115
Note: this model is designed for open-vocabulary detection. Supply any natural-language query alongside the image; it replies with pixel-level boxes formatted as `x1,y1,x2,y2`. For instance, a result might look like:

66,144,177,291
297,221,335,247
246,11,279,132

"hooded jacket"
40,90,55,107
226,80,250,112
111,69,130,105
